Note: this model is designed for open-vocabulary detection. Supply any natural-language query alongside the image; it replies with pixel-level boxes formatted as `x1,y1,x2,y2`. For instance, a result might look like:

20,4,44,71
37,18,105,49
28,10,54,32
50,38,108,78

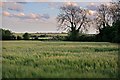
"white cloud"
64,2,78,6
2,11,10,16
16,12,25,17
86,2,98,11
29,13,39,19
2,11,50,22
88,10,97,15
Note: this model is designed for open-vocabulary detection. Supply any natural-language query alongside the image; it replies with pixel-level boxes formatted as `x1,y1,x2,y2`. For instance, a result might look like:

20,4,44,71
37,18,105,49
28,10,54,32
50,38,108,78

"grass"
2,41,119,78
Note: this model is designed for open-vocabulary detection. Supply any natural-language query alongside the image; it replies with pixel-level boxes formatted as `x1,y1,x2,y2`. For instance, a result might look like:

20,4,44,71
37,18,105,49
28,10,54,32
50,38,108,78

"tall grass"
2,41,119,78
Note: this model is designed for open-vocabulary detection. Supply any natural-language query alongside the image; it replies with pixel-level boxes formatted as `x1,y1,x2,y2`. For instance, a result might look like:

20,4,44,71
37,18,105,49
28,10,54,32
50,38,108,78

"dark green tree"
17,36,22,40
112,20,120,43
23,33,30,40
0,29,16,40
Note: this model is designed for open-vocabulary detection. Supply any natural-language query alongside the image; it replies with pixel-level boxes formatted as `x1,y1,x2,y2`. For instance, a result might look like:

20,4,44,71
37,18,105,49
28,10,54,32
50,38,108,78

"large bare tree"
109,1,120,22
95,1,120,42
95,1,120,33
95,4,111,32
57,3,89,40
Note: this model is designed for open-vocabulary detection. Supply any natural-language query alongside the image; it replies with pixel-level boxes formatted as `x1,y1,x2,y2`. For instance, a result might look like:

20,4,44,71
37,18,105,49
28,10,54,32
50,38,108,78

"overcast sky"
0,0,113,34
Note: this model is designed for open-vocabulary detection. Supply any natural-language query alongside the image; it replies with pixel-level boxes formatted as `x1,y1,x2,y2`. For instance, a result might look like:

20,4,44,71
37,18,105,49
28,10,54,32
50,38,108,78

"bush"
23,33,30,40
39,34,47,37
0,29,16,40
96,20,120,43
52,35,66,41
65,34,96,42
67,30,79,41
34,36,38,40
17,36,22,40
11,35,16,40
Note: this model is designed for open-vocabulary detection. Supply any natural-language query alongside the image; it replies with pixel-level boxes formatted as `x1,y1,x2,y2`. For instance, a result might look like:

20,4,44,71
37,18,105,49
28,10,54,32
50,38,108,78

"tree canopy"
0,29,16,40
57,3,89,40
23,33,30,40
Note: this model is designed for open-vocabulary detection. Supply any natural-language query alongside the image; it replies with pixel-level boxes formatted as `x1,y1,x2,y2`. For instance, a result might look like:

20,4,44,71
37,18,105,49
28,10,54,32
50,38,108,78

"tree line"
57,1,120,43
0,27,119,43
1,1,120,43
0,29,30,40
0,29,54,40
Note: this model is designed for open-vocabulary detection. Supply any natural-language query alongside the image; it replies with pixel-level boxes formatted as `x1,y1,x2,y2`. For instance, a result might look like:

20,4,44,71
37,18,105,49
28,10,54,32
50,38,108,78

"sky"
0,0,113,34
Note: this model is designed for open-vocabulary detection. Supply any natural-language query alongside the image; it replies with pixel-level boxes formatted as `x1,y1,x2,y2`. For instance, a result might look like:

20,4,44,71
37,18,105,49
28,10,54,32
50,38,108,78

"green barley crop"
2,41,119,78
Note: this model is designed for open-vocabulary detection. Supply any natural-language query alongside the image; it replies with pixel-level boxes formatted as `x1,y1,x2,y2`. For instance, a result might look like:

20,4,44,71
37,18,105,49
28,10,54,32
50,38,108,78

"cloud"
14,13,40,20
15,12,25,17
89,2,95,6
88,10,97,15
42,14,50,19
2,2,24,12
64,2,78,6
86,2,98,11
27,13,41,20
2,11,11,16
30,13,38,18
2,11,50,22
27,13,50,20
2,15,58,33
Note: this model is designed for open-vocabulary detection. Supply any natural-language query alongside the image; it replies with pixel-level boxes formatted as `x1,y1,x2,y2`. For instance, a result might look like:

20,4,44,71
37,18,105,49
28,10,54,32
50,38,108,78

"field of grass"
2,41,119,78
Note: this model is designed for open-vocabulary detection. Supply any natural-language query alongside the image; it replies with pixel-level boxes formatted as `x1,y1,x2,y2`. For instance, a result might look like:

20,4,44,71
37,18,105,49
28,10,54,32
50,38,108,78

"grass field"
2,41,119,78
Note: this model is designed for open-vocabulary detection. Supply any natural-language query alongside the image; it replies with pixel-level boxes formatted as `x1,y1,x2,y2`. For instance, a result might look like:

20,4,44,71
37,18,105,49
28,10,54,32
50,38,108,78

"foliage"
79,35,96,42
52,35,66,41
2,41,118,78
67,30,79,41
0,29,16,40
96,27,114,42
17,36,22,40
23,33,30,40
112,20,120,43
95,1,120,43
39,34,47,37
96,20,120,43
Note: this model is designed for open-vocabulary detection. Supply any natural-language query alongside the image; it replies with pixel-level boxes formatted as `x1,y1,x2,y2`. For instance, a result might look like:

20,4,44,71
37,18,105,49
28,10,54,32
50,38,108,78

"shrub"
17,36,22,40
34,36,38,40
39,34,47,37
23,33,30,40
0,29,16,40
52,35,66,41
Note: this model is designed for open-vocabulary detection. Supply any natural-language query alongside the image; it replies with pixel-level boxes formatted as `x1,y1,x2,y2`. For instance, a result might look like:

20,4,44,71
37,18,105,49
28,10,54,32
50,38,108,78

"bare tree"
95,1,120,33
95,1,120,42
95,4,111,32
57,3,89,40
109,1,120,22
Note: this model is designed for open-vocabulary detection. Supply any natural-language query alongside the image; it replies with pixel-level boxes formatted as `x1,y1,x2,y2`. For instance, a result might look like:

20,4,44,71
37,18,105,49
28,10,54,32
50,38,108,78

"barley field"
2,41,119,78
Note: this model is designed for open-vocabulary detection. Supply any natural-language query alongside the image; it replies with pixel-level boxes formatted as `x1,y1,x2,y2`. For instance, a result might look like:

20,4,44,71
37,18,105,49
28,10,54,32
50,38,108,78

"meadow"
2,41,119,78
